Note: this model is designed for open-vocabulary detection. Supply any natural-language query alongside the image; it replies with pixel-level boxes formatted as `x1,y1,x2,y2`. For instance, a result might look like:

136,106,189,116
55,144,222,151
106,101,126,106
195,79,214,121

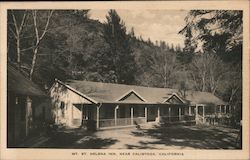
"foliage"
180,10,243,122
179,10,242,62
7,9,242,117
103,10,136,84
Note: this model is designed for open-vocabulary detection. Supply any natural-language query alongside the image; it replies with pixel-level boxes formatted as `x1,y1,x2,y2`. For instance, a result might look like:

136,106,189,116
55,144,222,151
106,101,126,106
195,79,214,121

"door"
147,106,157,122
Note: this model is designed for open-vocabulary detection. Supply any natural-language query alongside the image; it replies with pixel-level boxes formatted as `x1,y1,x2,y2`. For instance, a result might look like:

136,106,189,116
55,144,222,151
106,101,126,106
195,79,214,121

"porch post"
145,107,147,123
168,107,171,122
96,106,99,129
224,105,227,114
195,104,198,124
25,96,32,137
157,106,160,122
86,107,88,120
189,106,191,115
178,107,181,121
131,107,134,125
115,105,119,126
203,105,205,123
96,104,101,129
219,105,222,114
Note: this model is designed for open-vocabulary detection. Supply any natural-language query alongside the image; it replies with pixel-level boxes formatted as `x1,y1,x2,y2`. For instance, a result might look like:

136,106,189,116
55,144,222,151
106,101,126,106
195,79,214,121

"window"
60,102,65,118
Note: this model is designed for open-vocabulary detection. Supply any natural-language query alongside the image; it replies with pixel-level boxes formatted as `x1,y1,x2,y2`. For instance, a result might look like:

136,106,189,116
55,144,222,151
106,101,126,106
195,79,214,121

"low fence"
99,117,146,128
161,115,195,123
205,114,233,126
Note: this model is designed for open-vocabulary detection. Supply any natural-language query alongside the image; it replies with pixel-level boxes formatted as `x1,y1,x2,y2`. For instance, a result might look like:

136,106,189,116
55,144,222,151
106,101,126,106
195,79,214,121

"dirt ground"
32,122,241,149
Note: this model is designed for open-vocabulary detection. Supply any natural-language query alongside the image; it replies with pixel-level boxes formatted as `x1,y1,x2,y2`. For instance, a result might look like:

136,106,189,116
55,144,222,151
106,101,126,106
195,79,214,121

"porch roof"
8,64,46,97
60,80,226,106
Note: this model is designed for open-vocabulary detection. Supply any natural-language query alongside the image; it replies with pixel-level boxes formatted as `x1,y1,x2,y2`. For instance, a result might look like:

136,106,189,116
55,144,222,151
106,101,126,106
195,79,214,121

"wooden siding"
50,82,93,127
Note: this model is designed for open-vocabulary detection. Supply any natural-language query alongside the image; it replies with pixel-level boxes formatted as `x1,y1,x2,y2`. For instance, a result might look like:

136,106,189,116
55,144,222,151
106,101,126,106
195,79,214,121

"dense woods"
7,9,242,119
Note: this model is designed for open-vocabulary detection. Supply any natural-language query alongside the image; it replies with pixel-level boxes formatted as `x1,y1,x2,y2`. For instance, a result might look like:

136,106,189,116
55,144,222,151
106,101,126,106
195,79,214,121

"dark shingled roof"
62,80,226,106
8,65,46,97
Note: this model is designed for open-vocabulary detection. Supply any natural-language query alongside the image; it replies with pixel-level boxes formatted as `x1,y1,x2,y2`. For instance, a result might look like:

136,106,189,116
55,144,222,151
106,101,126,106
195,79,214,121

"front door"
147,106,157,122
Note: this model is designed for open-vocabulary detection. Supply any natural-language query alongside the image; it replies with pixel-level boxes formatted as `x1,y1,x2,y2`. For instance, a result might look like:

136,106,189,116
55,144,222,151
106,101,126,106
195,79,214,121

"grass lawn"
34,123,240,149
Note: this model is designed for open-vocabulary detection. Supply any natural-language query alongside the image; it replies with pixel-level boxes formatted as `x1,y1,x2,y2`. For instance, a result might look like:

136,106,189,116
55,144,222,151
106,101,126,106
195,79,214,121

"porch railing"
99,117,146,128
99,119,115,128
117,118,131,126
161,115,195,123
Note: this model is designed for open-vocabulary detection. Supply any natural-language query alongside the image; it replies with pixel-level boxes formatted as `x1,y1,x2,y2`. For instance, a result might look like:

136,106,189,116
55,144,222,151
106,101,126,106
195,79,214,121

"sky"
89,10,188,48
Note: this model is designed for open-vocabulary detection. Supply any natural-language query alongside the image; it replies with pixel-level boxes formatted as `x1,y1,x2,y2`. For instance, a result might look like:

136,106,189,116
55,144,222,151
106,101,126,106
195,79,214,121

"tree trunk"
29,10,53,80
16,35,21,68
29,47,38,80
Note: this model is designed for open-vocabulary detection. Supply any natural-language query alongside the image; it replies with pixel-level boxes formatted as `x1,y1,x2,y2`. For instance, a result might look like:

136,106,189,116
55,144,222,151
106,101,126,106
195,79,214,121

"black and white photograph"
1,1,249,160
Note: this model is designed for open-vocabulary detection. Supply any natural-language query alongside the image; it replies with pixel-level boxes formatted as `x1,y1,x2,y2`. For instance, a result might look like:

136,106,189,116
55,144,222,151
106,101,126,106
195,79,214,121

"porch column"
224,105,227,114
229,105,231,114
189,106,191,115
86,107,88,120
168,107,171,122
203,105,205,123
219,105,222,114
131,107,134,125
178,107,181,121
157,107,160,122
115,105,119,126
25,96,32,137
195,104,198,124
96,104,101,129
195,105,198,117
145,107,147,123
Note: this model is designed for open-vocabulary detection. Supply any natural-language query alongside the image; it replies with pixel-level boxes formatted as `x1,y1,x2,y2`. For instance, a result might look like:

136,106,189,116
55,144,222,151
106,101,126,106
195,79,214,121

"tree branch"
39,10,54,41
11,10,19,35
32,10,39,43
9,27,17,38
18,10,27,33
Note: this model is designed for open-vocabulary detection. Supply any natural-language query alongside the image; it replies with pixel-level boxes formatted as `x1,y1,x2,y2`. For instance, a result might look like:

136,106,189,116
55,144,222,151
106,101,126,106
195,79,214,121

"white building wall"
50,82,93,127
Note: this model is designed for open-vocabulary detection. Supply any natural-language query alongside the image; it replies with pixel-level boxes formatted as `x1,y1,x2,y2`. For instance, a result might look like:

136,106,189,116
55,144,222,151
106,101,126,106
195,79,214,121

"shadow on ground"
37,128,118,149
129,124,240,149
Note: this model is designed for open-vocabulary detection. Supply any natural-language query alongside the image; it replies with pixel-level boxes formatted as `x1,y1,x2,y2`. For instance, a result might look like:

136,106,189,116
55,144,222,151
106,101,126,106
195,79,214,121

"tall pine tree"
103,10,136,84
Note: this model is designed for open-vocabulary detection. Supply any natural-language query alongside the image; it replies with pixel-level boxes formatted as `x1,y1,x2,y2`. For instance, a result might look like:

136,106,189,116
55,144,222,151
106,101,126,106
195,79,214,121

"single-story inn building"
50,79,231,129
7,64,50,146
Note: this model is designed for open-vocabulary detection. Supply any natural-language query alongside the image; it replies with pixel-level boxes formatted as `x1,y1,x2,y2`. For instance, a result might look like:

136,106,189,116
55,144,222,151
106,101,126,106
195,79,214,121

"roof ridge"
66,79,177,91
59,79,226,105
65,80,222,97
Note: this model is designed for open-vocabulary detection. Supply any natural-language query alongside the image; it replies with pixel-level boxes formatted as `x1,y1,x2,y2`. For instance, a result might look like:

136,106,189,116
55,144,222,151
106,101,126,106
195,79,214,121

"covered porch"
70,102,196,129
194,104,232,125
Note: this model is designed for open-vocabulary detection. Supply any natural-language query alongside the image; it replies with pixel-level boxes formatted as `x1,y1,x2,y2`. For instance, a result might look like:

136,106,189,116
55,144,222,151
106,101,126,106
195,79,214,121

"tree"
179,10,243,125
7,10,54,80
189,53,227,94
103,10,136,84
29,10,54,80
179,10,242,62
178,22,196,64
180,10,242,94
7,10,92,86
8,10,27,66
148,50,178,87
